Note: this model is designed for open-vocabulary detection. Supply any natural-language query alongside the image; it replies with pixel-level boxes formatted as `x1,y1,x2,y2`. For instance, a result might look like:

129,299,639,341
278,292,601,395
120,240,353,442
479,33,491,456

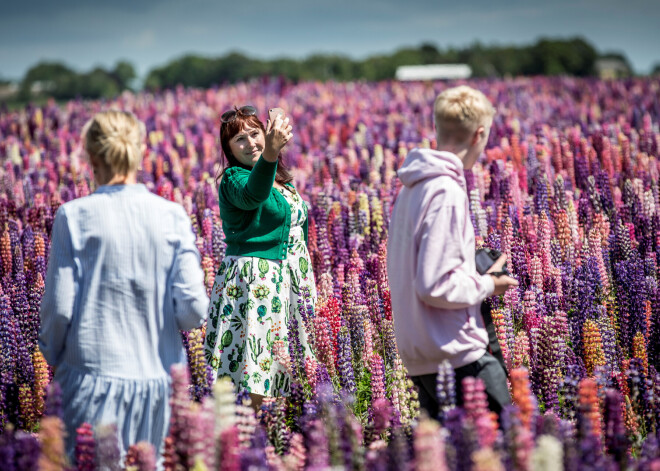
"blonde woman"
39,110,209,460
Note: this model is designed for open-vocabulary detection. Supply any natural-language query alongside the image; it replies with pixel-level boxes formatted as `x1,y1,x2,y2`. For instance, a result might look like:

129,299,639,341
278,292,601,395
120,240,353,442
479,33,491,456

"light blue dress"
38,184,209,460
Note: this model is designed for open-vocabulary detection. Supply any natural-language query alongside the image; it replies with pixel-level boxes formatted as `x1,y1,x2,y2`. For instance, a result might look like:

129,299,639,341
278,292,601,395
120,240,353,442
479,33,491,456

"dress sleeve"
414,202,494,310
39,206,77,367
171,206,210,331
220,157,278,210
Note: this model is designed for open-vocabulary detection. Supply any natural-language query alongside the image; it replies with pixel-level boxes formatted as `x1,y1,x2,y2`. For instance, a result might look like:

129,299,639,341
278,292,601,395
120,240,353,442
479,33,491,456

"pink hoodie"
387,148,494,375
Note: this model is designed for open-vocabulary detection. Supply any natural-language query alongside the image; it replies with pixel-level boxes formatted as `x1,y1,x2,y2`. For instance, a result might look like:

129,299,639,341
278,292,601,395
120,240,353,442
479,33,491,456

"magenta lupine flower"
74,422,96,471
312,316,335,376
218,426,241,471
522,289,542,333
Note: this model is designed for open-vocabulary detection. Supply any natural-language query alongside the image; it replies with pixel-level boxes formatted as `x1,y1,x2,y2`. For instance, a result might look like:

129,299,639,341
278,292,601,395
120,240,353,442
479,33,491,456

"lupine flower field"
1,76,660,470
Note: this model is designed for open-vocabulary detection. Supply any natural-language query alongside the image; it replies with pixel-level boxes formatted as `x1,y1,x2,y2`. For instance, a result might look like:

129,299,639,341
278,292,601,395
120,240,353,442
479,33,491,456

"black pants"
411,352,511,420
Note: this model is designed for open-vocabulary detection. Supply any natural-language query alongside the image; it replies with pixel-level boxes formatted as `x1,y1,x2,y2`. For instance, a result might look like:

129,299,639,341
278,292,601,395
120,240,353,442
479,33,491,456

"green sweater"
218,156,308,260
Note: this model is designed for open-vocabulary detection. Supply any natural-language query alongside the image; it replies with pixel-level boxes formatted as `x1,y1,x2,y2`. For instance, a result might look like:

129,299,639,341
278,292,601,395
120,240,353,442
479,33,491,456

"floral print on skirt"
204,187,317,397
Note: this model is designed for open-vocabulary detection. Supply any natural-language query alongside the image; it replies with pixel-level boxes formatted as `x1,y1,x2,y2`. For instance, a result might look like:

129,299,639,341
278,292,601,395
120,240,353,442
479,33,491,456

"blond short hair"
84,110,145,175
434,85,495,145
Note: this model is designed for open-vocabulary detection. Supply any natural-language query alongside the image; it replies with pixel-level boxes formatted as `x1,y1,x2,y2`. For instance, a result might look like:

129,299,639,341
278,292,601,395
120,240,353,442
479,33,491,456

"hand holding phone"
264,107,293,162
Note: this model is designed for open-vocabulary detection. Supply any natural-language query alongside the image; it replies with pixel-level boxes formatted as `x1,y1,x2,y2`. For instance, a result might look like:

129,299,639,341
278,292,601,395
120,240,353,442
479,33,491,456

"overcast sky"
1,0,659,82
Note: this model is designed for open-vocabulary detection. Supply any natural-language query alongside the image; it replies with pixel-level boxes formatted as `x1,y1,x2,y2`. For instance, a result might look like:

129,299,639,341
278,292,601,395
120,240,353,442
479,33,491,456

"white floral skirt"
204,189,317,396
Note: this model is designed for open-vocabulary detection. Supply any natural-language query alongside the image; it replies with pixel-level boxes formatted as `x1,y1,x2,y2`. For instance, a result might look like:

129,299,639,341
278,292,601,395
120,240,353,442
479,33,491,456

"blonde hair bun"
84,110,145,176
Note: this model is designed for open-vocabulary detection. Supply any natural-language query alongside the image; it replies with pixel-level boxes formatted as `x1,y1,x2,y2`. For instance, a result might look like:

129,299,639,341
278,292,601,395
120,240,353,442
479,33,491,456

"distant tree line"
7,36,655,102
143,37,606,89
16,61,136,101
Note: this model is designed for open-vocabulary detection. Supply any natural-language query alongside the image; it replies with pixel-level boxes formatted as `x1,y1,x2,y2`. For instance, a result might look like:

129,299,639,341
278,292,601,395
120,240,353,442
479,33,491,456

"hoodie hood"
397,148,466,190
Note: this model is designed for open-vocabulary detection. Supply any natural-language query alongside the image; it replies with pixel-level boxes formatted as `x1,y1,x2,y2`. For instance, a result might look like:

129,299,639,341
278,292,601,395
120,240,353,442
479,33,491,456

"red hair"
218,112,293,186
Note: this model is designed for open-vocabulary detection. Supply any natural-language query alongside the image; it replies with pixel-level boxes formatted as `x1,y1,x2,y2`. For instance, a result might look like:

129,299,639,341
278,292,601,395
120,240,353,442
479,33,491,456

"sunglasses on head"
220,105,257,124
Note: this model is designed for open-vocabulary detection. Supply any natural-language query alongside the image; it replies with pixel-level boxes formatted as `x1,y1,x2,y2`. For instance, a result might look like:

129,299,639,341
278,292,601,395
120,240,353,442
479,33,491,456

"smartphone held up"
268,107,285,122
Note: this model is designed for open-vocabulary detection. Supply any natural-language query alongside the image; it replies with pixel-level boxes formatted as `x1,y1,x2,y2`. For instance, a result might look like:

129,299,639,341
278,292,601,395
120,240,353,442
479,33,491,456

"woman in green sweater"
204,106,317,409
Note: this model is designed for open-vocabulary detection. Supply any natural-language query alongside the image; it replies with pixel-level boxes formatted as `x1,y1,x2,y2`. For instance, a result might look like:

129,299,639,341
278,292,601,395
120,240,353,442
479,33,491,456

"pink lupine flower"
304,357,318,391
413,416,448,471
369,353,386,401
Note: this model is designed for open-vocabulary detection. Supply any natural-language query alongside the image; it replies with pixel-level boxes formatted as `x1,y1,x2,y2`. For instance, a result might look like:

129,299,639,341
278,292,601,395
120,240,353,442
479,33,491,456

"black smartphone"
475,247,509,276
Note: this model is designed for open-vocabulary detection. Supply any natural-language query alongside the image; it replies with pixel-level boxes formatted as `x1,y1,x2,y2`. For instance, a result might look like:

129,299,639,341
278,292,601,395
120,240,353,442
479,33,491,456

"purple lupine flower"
596,312,620,370
96,423,121,471
315,362,331,389
536,314,567,411
8,220,23,278
500,405,533,471
614,257,648,354
638,430,659,470
239,426,270,470
20,226,34,276
211,219,226,264
287,310,305,382
535,410,561,439
312,208,332,275
534,174,550,216
594,170,614,216
436,361,455,424
603,389,629,467
235,388,250,406
297,285,314,335
380,319,398,369
44,382,62,419
259,397,290,456
335,325,356,396
0,295,17,388
0,427,16,471
342,274,365,373
560,363,582,421
13,430,39,471
443,407,476,471
387,422,412,471
305,419,330,470
627,358,653,428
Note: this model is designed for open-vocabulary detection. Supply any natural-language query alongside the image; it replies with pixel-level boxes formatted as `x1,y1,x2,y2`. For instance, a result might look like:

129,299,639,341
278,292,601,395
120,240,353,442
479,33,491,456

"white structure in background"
395,64,472,81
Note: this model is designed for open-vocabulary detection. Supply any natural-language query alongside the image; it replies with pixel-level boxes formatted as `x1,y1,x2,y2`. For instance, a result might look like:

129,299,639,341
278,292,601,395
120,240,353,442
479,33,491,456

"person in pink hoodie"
387,85,519,419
